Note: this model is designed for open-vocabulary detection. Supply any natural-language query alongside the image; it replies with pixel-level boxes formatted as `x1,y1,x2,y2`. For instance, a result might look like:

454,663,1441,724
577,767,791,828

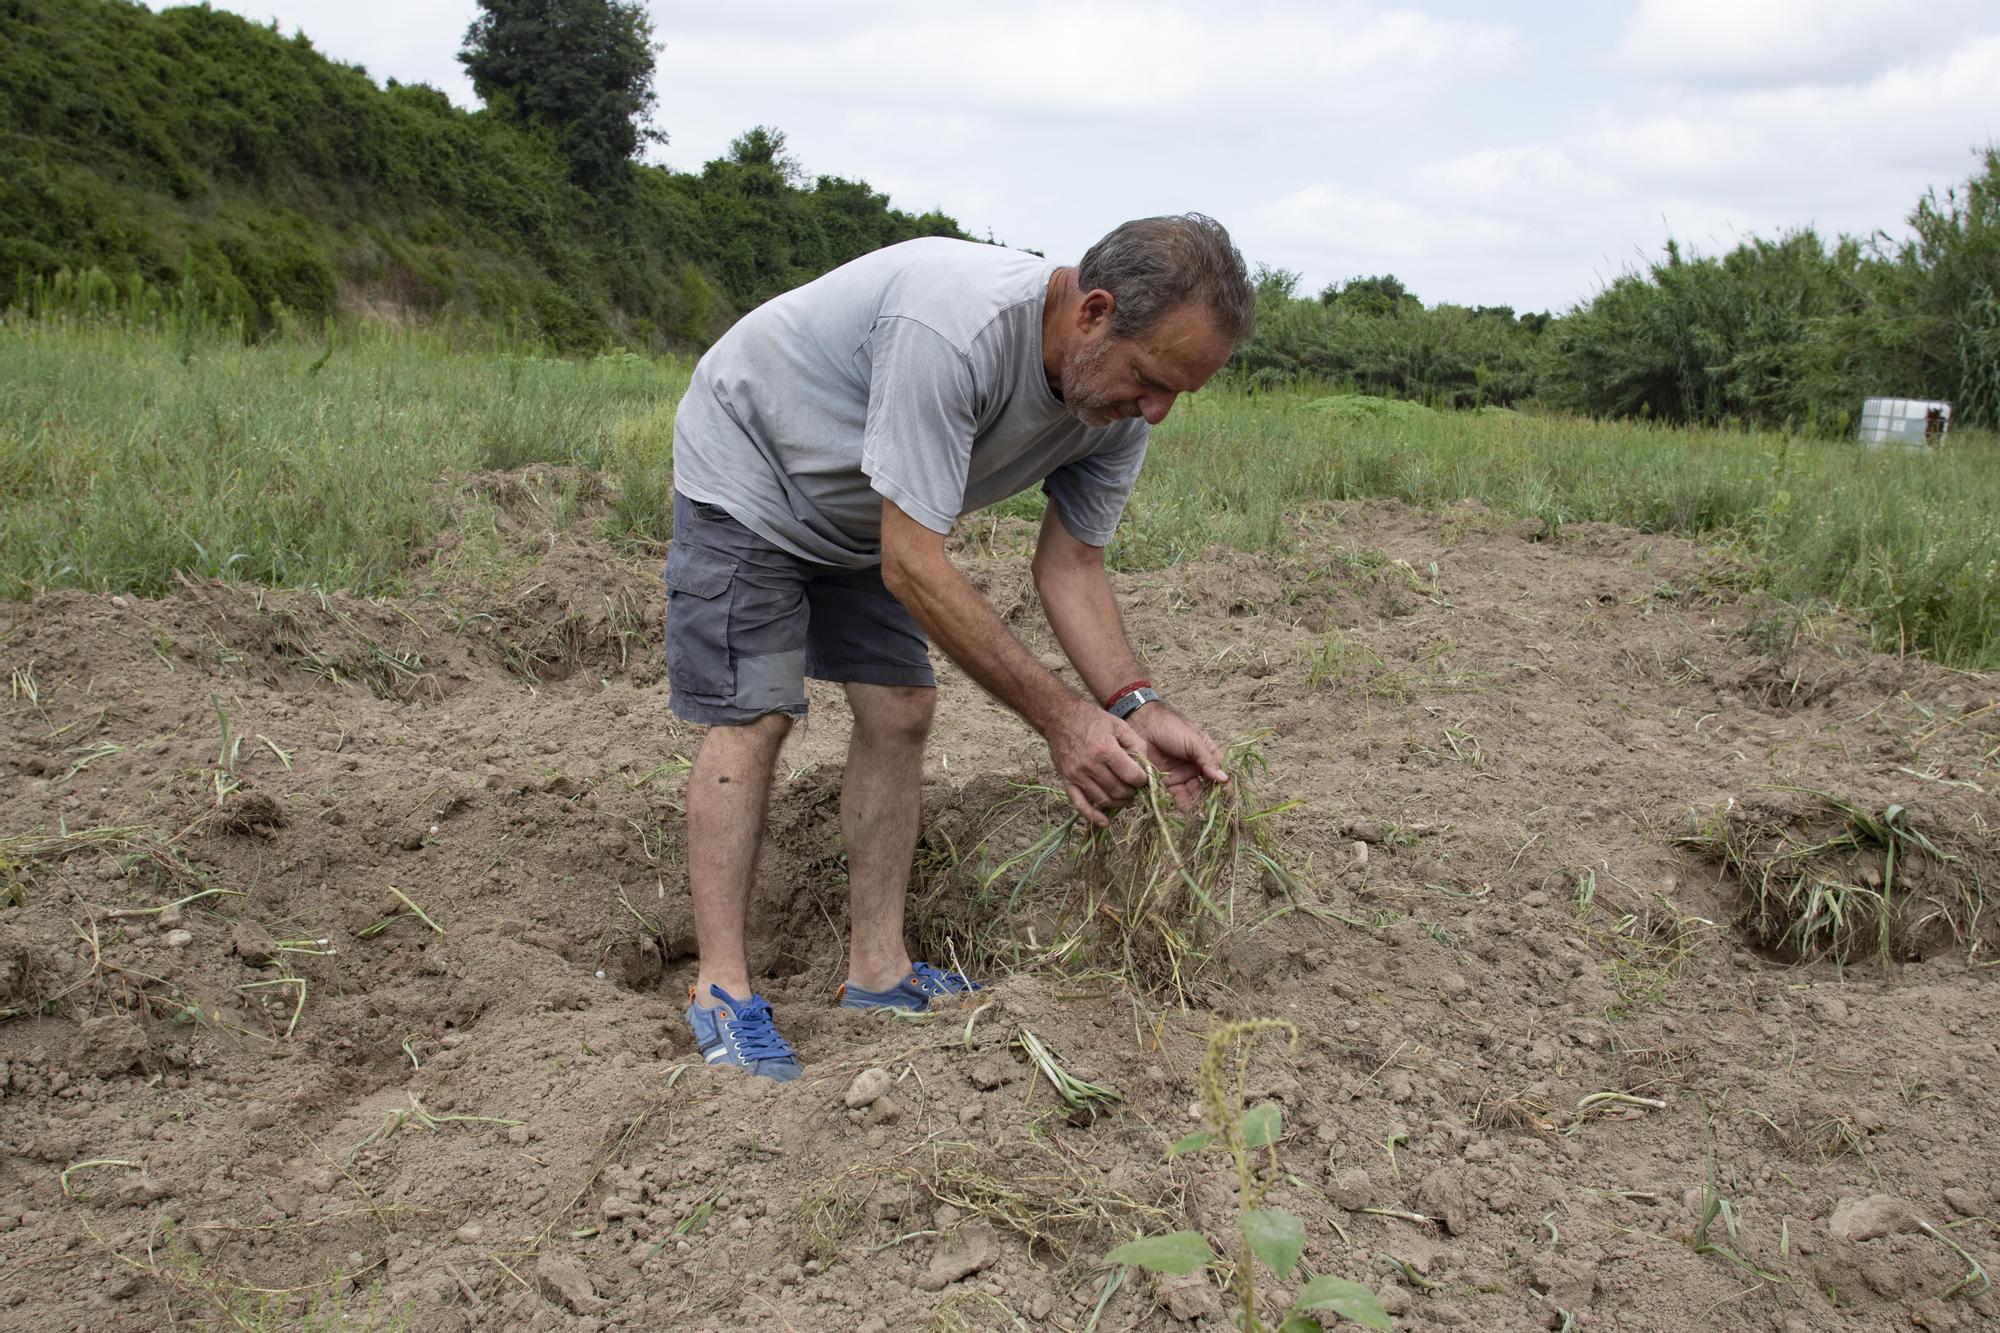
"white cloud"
1247,31,2000,310
1615,0,1989,87
144,2,1997,313
661,2,1517,121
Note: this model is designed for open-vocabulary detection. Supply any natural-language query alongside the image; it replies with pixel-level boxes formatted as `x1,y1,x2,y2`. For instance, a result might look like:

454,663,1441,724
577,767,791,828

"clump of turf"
1052,732,1310,1004
1682,788,1991,964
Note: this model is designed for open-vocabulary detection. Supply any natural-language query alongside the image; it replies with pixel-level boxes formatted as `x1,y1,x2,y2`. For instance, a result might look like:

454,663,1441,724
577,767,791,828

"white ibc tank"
1858,397,1951,451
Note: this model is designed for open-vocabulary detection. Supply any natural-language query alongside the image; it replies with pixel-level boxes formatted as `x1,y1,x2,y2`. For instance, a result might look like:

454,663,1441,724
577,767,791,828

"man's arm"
1030,504,1227,807
878,500,1147,826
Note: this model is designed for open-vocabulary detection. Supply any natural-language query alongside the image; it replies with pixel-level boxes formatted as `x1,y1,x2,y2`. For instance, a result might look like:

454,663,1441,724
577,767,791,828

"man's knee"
851,684,935,745
699,710,795,762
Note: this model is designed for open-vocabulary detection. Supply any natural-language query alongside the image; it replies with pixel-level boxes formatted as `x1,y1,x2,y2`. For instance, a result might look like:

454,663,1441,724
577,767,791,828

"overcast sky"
159,0,1997,313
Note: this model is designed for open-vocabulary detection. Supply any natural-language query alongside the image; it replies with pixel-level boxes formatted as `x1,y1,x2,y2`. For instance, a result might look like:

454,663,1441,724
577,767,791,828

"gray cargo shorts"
662,492,935,725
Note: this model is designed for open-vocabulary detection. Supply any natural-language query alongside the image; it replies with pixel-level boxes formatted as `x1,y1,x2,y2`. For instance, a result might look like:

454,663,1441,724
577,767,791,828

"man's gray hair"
1077,214,1255,345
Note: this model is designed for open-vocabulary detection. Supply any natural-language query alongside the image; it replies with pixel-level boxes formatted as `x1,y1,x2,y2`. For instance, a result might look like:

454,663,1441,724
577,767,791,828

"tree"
1323,274,1418,317
459,0,662,193
727,125,805,187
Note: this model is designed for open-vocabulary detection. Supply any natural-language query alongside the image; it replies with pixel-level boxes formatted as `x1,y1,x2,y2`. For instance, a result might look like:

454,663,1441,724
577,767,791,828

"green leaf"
1279,1316,1325,1333
1295,1274,1393,1330
1243,1102,1283,1148
1242,1208,1305,1276
675,1197,714,1236
1105,1230,1214,1275
1168,1131,1212,1157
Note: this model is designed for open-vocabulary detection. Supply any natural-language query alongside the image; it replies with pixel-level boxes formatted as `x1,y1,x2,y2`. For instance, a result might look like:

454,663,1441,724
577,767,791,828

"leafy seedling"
1106,1019,1390,1331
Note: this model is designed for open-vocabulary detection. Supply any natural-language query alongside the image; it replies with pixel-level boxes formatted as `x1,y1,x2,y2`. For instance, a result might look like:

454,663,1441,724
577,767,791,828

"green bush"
0,0,966,346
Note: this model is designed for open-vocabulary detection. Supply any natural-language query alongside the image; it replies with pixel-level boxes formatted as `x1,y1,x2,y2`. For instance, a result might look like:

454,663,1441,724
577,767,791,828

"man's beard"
1058,336,1131,427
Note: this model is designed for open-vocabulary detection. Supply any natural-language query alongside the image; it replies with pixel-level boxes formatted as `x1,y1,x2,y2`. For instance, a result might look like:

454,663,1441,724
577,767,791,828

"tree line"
1235,150,2000,433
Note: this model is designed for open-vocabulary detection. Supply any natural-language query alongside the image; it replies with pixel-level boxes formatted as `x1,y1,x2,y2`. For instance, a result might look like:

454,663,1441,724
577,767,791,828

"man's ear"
1077,287,1115,333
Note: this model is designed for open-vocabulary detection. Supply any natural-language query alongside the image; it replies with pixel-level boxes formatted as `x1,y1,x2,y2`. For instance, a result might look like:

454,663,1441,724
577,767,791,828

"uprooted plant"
911,732,1320,1004
1681,788,1990,964
1105,1018,1390,1332
1059,732,1313,1004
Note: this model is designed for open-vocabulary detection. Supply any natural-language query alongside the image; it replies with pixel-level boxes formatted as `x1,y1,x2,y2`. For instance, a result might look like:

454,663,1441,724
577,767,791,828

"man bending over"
665,214,1255,1080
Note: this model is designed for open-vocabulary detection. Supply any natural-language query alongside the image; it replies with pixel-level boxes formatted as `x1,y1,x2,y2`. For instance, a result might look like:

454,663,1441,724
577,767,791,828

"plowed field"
3,474,1996,1332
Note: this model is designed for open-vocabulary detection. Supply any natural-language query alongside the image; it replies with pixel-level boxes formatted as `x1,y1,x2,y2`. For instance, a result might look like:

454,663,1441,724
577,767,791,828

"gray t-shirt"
671,237,1148,568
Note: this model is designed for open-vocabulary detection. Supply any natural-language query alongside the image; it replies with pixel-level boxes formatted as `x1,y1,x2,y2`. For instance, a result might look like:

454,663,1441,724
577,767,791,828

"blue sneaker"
838,962,983,1012
685,984,803,1081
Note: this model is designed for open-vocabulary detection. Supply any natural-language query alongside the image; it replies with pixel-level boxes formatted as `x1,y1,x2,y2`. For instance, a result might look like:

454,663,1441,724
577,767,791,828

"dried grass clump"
1052,732,1310,1004
1682,789,1991,964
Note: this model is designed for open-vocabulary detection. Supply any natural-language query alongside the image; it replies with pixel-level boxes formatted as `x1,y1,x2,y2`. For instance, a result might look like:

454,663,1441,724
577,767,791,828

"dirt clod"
916,1222,999,1291
230,921,280,967
69,1015,148,1078
844,1066,893,1109
1830,1194,1924,1243
535,1254,605,1314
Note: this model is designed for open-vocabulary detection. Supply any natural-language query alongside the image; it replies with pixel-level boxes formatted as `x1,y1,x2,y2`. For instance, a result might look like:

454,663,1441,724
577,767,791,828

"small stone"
855,1318,889,1333
71,1015,149,1078
1378,1283,1411,1316
1943,1186,1984,1218
1154,1270,1222,1320
917,1223,999,1291
507,1126,531,1147
843,1067,893,1109
454,1223,484,1244
156,903,185,929
1330,1168,1372,1211
1830,1194,1922,1243
1349,840,1370,868
536,1255,606,1313
163,929,194,949
231,921,281,967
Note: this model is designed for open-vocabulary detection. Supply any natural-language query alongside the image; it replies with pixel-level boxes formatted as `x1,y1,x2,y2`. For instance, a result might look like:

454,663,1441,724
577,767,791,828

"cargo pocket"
663,544,738,699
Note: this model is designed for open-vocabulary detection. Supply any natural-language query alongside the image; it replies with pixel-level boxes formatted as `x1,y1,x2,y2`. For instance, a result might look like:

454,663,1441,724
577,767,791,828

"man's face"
1058,302,1235,429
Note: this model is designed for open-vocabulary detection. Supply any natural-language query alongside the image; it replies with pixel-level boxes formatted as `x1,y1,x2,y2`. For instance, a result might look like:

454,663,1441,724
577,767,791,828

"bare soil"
2,475,1997,1332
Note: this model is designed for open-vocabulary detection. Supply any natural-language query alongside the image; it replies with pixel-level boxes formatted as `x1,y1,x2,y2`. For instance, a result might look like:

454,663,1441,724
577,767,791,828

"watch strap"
1107,686,1162,719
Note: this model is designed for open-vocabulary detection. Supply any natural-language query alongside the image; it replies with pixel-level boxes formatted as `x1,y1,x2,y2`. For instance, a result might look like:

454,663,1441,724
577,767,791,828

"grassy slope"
4,323,1995,667
0,0,963,347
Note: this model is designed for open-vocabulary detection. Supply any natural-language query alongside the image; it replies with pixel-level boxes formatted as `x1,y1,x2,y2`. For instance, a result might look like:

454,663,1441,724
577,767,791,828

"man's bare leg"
841,683,935,991
688,712,792,1006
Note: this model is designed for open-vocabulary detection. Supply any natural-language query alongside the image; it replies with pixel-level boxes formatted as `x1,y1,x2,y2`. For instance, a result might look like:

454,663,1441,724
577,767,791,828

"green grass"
4,314,1997,668
0,315,688,596
1125,386,2000,666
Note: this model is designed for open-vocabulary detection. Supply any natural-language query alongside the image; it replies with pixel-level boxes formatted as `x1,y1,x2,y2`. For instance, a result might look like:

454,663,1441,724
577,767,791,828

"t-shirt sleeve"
1043,426,1149,547
859,316,976,536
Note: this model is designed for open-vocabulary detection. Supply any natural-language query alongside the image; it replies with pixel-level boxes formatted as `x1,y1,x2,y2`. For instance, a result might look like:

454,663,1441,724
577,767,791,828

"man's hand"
1044,697,1150,828
1125,703,1227,810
